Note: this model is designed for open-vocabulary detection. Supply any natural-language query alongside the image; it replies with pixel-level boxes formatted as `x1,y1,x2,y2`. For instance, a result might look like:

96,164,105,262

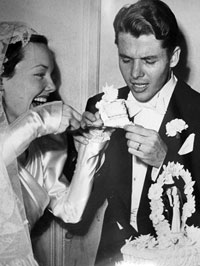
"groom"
73,0,200,265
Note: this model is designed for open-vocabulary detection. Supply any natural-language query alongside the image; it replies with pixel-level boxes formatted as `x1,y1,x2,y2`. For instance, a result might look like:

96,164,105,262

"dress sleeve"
2,101,63,166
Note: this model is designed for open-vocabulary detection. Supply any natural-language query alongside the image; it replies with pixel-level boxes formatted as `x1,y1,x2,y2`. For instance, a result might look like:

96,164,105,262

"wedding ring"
137,143,141,151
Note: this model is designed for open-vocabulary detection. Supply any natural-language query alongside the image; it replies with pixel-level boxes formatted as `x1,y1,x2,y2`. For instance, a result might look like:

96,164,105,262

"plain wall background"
100,0,200,93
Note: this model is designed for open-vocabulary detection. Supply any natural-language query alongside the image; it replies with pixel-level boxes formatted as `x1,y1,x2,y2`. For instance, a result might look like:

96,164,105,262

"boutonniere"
166,118,188,138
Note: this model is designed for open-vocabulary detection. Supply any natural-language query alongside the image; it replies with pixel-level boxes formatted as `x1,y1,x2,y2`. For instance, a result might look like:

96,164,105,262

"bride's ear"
170,46,181,68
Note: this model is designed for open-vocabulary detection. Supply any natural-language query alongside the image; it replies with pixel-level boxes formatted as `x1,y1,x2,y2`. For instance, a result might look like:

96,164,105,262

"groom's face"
117,32,173,103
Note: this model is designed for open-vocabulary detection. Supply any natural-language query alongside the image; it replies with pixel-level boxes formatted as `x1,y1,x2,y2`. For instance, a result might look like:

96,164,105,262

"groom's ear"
170,46,181,68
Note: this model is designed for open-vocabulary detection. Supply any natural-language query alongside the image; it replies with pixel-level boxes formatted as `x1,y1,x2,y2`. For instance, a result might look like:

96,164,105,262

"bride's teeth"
32,97,47,107
34,97,47,103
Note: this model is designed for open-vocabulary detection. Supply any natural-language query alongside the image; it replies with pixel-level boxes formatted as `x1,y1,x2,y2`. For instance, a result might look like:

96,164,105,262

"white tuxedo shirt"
128,74,177,230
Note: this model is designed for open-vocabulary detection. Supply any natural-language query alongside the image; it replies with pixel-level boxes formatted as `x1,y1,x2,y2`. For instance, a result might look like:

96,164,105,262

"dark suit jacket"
70,79,200,265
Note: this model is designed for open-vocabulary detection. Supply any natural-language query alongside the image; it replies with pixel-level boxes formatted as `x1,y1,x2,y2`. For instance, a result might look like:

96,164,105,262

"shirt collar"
155,72,177,111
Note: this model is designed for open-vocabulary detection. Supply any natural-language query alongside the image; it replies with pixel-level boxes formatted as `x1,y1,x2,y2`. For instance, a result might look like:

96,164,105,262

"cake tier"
118,244,200,266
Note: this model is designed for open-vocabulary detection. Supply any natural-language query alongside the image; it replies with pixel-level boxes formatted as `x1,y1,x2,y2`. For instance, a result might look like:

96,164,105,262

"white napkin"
178,133,195,155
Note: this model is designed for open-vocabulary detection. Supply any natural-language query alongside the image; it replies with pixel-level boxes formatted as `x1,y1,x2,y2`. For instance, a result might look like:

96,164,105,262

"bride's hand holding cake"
81,110,104,129
73,110,114,155
81,110,116,136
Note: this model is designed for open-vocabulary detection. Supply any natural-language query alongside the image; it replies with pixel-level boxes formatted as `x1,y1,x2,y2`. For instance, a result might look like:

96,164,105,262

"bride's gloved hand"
72,111,114,152
72,111,104,148
34,101,82,135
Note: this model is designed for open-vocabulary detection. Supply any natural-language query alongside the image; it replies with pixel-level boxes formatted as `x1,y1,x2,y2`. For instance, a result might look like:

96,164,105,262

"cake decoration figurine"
96,83,132,128
116,162,200,266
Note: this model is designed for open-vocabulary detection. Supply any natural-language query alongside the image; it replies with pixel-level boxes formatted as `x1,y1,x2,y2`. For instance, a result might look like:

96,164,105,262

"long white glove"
52,129,110,223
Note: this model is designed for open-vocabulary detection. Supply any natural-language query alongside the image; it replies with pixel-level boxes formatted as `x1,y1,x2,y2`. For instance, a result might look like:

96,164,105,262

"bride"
0,21,108,265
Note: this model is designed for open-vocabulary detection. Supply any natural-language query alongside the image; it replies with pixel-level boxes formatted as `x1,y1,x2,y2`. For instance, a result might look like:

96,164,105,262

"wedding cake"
116,162,200,266
96,84,132,128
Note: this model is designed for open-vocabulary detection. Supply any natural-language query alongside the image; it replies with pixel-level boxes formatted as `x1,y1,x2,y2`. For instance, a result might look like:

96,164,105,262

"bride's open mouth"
31,96,48,107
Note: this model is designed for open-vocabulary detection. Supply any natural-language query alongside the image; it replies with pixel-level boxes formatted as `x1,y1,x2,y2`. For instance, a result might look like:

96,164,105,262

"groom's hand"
124,124,167,168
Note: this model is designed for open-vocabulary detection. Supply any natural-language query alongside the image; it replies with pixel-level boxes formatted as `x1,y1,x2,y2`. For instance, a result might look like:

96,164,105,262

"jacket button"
65,231,73,240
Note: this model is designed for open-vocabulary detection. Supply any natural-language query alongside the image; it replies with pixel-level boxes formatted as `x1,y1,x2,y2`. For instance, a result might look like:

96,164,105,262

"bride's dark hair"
2,34,48,78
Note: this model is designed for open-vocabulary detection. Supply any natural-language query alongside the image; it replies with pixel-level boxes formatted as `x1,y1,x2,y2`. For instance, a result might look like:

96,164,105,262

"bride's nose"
45,79,56,93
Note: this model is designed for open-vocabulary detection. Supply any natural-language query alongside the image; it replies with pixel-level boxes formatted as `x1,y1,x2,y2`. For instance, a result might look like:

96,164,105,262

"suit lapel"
159,91,182,159
107,87,133,225
158,81,189,166
108,128,132,225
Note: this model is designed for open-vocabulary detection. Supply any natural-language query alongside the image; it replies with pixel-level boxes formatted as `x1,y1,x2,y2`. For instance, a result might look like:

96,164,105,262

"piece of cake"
96,83,131,128
116,161,200,266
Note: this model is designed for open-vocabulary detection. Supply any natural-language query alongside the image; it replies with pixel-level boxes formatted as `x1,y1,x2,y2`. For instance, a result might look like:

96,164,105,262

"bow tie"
126,97,166,118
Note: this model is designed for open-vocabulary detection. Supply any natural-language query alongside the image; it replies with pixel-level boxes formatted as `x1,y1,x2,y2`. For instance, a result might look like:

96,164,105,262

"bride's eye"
34,73,45,78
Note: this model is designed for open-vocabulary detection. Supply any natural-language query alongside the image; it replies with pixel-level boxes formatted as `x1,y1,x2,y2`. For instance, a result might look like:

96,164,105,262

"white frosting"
96,84,132,128
89,128,110,143
117,243,200,266
117,245,200,266
102,83,118,102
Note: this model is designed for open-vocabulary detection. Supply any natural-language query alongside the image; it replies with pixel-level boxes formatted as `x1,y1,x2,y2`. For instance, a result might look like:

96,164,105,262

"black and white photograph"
0,1,200,266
